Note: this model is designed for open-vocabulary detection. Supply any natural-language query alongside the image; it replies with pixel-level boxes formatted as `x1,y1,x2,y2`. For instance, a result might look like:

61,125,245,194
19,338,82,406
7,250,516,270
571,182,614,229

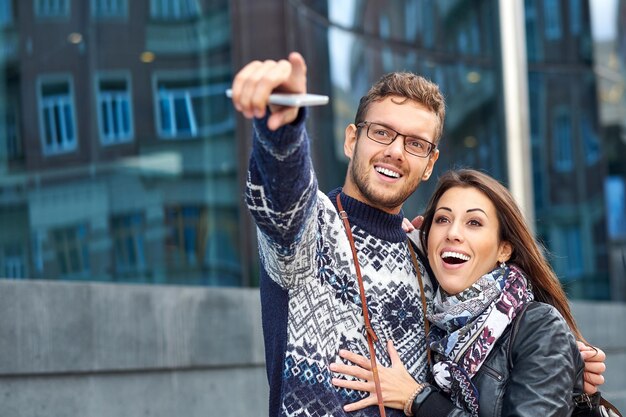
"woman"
330,169,588,417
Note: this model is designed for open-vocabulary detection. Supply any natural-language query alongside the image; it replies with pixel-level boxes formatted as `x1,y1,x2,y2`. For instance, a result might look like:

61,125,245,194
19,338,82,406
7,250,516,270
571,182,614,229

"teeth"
375,167,400,178
441,251,470,261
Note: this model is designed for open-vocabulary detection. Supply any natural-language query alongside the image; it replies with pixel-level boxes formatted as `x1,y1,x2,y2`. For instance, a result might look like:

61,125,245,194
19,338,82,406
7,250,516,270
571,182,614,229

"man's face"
343,96,440,214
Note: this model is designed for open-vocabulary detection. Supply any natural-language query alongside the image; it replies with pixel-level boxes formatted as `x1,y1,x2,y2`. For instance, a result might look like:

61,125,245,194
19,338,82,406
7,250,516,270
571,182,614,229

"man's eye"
374,129,391,137
407,139,425,149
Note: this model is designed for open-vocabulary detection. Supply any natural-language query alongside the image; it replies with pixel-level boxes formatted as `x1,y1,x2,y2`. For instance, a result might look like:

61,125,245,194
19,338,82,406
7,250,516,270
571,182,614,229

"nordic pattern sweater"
245,110,433,417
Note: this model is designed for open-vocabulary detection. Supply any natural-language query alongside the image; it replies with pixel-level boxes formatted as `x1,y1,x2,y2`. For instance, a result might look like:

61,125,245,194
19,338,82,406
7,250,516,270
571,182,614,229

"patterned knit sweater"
246,110,434,417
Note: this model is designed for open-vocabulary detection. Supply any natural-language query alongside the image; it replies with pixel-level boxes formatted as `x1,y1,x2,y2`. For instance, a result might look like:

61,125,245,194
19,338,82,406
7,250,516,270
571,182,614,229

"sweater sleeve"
245,109,319,288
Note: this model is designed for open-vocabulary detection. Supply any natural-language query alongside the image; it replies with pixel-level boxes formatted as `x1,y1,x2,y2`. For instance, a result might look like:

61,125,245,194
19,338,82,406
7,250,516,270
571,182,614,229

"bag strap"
336,193,386,417
407,240,431,366
506,301,535,369
600,396,623,417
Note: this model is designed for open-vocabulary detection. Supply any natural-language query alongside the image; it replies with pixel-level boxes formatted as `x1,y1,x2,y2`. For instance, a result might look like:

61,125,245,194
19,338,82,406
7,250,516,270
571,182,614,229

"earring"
499,261,506,269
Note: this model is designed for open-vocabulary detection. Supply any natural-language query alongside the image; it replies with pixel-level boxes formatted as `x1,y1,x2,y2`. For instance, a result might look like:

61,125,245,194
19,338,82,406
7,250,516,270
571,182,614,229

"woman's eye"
468,219,482,227
434,216,449,224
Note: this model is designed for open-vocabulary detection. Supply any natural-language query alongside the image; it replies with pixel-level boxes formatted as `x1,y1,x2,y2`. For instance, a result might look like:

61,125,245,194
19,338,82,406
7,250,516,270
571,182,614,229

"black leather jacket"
412,302,585,417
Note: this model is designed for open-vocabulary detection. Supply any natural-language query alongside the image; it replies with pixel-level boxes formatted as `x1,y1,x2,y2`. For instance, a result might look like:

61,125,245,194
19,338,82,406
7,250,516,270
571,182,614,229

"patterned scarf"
427,264,534,416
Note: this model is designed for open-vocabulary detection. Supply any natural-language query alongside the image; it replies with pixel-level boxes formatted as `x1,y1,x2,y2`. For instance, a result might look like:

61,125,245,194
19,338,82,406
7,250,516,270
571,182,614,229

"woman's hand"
329,340,421,412
402,216,424,233
578,341,606,394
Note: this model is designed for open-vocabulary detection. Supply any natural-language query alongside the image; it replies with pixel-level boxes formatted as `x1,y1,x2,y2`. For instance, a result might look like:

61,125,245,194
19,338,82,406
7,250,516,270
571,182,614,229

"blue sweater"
246,110,433,417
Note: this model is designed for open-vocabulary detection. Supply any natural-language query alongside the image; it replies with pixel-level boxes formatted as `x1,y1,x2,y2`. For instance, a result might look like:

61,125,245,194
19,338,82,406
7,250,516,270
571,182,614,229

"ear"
421,148,439,181
344,124,358,159
497,240,513,263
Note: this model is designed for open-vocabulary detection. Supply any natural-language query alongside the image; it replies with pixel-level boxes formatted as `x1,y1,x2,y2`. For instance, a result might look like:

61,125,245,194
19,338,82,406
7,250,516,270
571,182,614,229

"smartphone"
225,89,329,107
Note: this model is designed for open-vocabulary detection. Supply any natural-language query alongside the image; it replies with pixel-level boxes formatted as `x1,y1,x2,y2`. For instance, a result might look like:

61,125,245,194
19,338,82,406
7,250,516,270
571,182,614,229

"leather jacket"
412,302,585,417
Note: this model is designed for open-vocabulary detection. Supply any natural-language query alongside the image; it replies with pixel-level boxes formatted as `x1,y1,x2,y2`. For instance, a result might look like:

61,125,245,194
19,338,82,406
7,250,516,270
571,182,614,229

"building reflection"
0,0,242,286
0,0,621,300
291,0,615,300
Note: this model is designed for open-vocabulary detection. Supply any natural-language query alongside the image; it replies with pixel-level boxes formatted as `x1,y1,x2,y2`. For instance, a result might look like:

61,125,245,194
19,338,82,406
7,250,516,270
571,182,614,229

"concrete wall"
0,280,624,416
0,280,268,417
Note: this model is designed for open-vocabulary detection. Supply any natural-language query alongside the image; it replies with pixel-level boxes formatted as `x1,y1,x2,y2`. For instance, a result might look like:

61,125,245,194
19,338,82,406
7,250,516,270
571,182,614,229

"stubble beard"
348,155,420,211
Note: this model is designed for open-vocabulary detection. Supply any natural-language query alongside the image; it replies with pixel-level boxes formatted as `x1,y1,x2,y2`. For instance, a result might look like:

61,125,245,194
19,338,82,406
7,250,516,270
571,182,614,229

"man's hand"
330,341,421,412
230,52,307,131
578,341,606,394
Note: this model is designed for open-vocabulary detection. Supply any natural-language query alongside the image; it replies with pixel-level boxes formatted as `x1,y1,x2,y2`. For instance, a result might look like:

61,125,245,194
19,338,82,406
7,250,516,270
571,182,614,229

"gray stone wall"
0,280,268,417
0,280,624,416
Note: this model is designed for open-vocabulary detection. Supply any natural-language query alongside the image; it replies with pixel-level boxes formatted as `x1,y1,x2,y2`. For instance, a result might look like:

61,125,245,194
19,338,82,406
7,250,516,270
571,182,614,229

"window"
97,76,133,145
528,74,545,210
92,0,127,18
421,0,435,48
569,0,582,35
379,14,394,72
35,0,70,18
165,205,204,268
543,0,562,40
552,108,573,171
51,224,90,277
2,244,26,279
605,176,626,239
38,77,77,155
405,0,419,41
165,205,241,285
581,114,600,164
150,0,200,21
5,98,21,161
111,213,146,276
155,78,233,138
525,0,541,61
555,225,584,279
0,0,12,26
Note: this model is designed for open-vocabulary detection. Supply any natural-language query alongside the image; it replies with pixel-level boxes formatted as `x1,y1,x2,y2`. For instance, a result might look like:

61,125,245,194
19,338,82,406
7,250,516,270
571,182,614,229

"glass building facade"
0,0,242,286
0,0,623,300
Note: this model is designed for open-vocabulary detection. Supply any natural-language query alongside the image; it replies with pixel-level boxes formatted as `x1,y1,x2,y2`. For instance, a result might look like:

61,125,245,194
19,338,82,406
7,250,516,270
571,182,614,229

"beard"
348,149,422,211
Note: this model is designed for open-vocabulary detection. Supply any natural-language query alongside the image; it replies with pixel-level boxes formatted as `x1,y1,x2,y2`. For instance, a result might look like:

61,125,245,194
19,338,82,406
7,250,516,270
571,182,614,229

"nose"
446,221,464,242
383,134,407,160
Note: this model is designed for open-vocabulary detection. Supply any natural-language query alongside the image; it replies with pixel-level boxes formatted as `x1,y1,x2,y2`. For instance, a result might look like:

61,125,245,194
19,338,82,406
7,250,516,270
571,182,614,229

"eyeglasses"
356,121,437,158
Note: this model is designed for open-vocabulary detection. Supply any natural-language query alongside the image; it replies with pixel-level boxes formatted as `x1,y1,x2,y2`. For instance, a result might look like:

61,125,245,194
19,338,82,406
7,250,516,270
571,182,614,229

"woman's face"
427,186,512,295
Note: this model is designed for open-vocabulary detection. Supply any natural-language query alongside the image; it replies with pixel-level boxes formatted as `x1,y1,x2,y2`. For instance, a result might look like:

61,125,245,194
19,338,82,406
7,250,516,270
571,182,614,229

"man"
230,52,605,417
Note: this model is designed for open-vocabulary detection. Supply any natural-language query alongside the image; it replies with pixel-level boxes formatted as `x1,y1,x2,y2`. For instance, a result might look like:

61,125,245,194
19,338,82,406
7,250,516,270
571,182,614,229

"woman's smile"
427,186,512,295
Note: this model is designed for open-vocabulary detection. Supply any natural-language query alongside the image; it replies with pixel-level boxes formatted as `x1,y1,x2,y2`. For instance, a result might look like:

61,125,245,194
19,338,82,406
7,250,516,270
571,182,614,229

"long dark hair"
420,169,584,340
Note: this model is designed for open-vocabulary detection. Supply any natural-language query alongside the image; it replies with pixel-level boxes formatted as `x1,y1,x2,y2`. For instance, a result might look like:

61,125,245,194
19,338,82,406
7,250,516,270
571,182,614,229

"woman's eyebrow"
467,208,487,216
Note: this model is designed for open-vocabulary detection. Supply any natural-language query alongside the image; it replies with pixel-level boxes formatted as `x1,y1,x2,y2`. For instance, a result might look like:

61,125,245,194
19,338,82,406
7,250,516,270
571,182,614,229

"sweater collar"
328,187,407,243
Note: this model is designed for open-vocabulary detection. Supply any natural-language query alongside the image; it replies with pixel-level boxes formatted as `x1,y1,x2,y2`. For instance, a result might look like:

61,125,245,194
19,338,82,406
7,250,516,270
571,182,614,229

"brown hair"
354,72,446,142
420,169,584,341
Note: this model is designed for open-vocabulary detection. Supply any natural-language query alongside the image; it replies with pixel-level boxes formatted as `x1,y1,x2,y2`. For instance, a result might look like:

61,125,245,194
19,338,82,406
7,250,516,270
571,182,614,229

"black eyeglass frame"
356,121,437,158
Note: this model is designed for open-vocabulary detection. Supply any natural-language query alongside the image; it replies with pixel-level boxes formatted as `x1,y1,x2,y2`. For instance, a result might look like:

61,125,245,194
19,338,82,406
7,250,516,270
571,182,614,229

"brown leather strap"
407,242,431,366
336,193,386,417
600,396,623,417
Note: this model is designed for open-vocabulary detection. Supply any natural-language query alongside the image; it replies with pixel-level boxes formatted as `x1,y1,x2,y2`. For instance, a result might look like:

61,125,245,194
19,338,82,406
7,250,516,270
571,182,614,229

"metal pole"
498,0,536,230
